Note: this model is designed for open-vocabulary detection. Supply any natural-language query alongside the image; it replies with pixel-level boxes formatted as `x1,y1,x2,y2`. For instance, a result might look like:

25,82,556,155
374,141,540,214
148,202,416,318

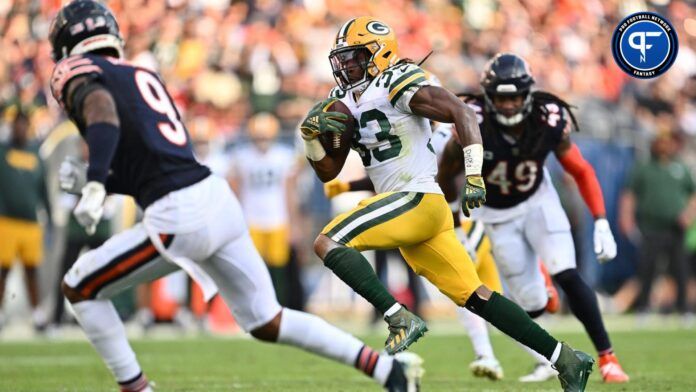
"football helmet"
49,0,124,62
480,53,535,126
329,17,399,92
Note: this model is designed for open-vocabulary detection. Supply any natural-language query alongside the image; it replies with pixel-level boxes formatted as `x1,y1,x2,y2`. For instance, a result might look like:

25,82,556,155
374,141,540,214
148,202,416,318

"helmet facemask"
484,88,533,127
329,44,378,92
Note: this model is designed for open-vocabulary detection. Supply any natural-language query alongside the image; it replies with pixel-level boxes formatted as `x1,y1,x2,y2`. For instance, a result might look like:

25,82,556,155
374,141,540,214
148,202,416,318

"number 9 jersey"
329,63,442,195
51,54,210,208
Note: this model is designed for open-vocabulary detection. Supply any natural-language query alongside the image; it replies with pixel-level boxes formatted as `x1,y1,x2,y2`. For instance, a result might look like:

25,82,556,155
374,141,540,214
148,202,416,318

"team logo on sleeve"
611,11,678,79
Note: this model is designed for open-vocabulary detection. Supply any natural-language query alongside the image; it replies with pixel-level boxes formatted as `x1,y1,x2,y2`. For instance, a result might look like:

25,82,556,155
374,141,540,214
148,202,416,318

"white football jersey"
329,63,442,195
230,143,295,229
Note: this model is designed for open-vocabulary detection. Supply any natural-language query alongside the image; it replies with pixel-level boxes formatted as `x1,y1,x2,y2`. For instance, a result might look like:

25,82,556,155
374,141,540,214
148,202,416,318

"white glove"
74,181,106,235
593,218,617,263
59,157,87,195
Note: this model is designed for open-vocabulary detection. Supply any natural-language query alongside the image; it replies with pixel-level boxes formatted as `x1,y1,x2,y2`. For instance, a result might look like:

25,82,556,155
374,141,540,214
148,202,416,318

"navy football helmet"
49,0,123,62
480,53,535,126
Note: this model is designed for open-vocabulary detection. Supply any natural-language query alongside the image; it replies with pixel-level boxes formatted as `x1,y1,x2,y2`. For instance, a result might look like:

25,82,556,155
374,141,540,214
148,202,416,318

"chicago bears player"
438,53,629,383
301,16,594,391
50,2,424,391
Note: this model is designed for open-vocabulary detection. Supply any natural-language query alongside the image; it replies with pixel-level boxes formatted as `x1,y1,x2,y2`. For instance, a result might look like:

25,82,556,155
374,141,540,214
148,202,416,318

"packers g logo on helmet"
329,17,400,92
366,21,390,35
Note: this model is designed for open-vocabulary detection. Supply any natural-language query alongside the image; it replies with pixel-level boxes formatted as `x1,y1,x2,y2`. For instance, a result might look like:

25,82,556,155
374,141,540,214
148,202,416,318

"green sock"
475,292,558,359
324,247,397,314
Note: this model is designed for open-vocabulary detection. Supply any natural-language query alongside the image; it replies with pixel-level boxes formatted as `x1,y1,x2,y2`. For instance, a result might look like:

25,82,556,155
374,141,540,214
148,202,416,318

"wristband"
463,143,483,176
304,138,327,161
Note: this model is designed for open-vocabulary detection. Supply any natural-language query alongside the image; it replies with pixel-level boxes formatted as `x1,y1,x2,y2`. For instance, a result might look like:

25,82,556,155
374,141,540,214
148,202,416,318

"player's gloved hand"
460,175,486,218
74,181,106,235
59,156,87,195
324,179,350,199
593,218,617,262
300,98,348,141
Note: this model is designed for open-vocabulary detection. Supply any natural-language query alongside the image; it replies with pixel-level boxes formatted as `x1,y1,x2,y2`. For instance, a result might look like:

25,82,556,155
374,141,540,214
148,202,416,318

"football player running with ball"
301,16,593,391
438,53,629,383
49,2,424,391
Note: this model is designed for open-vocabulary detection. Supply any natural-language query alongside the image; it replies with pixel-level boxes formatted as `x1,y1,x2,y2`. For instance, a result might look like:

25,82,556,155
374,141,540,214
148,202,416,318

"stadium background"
0,0,695,385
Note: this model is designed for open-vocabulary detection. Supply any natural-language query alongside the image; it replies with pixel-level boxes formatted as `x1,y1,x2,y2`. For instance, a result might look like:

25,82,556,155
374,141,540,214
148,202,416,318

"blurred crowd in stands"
0,0,695,332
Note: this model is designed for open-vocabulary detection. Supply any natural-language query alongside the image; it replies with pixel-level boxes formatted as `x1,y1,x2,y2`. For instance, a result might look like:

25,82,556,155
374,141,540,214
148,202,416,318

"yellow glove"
324,179,350,199
460,175,486,217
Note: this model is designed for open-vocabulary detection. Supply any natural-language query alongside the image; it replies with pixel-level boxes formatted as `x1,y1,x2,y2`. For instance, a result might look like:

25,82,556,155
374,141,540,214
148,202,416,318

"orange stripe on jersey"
50,55,103,103
79,234,171,299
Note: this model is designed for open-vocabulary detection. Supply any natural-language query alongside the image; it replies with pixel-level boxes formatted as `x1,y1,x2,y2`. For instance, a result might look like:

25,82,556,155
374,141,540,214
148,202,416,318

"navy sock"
555,268,611,353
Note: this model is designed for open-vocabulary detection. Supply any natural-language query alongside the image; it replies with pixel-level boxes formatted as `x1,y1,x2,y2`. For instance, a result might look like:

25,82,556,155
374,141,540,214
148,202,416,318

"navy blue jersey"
51,54,210,208
466,96,570,208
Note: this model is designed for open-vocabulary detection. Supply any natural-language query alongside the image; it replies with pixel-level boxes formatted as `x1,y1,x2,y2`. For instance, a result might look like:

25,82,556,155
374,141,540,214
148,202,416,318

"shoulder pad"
537,101,568,134
377,63,428,107
51,55,103,106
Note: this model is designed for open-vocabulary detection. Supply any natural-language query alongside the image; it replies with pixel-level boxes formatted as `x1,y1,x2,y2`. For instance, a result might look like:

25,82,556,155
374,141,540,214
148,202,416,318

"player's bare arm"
410,85,486,216
306,142,351,182
408,85,482,149
436,137,464,203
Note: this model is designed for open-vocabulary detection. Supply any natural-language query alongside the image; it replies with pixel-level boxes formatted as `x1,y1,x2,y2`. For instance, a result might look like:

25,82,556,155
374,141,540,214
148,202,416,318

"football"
319,99,355,155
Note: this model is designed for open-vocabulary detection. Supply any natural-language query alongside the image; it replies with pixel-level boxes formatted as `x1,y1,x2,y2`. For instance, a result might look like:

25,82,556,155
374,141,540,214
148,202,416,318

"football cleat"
384,307,428,355
469,356,504,380
553,343,594,392
384,352,424,392
599,353,629,383
519,362,558,382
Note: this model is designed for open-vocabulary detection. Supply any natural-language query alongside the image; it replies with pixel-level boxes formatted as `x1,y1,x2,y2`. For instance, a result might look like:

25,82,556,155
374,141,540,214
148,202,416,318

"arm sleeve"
558,143,606,218
85,122,121,185
105,172,128,194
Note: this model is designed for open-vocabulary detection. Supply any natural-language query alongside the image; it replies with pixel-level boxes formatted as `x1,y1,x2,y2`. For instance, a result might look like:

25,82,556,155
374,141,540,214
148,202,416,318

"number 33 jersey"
51,54,210,208
329,63,442,195
465,96,570,209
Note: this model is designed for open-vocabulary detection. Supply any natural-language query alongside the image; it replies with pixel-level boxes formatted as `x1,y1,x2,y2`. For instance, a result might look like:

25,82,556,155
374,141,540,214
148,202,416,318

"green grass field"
1,327,696,391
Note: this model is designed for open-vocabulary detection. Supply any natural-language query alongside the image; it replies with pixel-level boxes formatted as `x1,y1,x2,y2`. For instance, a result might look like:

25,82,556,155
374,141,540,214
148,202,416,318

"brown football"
319,99,355,156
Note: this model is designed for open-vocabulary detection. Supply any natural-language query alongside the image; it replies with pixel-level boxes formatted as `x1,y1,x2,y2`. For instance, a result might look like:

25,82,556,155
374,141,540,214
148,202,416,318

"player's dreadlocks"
457,90,579,158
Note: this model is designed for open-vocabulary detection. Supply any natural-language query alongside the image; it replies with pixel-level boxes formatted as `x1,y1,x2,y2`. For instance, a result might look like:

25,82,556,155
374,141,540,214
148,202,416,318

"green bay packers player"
301,17,593,391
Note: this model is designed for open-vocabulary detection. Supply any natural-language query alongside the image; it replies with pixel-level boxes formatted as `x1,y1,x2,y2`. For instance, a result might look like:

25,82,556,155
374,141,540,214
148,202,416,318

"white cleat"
469,356,504,380
518,362,558,382
386,352,425,392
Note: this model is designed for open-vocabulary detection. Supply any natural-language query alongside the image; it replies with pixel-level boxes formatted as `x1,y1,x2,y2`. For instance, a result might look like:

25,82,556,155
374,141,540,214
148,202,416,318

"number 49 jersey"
329,63,442,195
51,54,210,208
467,96,570,208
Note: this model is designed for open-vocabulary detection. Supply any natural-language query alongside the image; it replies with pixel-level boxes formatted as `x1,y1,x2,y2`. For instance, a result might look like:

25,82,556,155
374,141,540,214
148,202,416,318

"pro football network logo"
611,11,678,79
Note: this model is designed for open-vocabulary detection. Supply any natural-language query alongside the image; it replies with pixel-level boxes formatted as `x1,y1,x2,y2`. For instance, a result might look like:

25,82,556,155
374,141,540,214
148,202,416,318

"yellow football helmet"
330,17,400,91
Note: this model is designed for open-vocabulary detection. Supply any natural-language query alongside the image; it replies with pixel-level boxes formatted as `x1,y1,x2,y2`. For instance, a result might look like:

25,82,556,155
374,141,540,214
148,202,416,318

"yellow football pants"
249,225,290,268
322,192,482,305
460,220,503,294
0,216,43,268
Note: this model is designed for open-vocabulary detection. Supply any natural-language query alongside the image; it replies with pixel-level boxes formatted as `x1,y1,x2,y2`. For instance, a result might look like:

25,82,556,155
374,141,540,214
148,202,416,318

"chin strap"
558,143,606,218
